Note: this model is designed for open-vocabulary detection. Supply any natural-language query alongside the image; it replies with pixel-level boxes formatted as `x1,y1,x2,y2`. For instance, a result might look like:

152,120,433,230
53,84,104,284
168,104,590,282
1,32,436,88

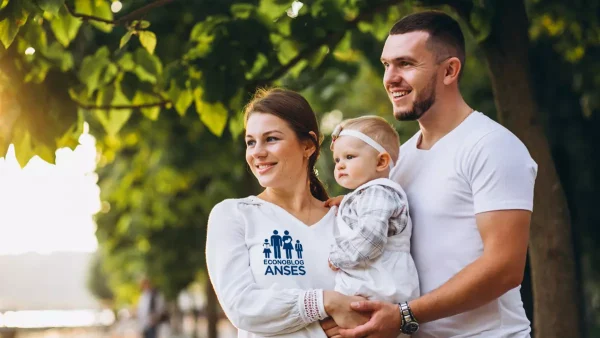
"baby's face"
332,136,381,190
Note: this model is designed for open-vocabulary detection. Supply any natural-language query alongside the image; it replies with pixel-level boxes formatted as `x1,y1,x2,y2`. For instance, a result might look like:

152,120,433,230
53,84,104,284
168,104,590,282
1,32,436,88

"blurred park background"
0,0,599,337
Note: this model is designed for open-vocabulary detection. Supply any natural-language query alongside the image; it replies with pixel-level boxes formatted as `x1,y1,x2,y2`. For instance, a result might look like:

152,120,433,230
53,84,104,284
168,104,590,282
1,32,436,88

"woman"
206,88,367,338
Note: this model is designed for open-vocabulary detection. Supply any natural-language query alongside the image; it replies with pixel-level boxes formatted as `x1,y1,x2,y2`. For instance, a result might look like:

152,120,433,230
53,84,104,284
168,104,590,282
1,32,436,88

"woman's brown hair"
244,88,329,201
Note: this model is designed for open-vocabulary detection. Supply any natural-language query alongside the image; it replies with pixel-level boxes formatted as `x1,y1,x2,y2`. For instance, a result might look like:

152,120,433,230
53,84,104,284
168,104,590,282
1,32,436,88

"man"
322,11,537,338
137,278,168,338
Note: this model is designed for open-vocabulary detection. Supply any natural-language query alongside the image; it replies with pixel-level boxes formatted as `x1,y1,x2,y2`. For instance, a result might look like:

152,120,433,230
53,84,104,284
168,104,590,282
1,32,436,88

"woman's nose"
251,143,268,158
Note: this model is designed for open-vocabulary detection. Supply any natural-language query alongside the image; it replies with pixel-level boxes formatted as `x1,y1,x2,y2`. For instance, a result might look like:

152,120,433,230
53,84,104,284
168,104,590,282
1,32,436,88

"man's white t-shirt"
390,112,537,338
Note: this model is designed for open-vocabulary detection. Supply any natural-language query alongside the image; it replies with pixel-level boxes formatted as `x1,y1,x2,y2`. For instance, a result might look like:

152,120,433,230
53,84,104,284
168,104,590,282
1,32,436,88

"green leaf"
0,95,22,157
469,6,494,43
34,0,64,15
44,42,74,71
79,46,111,94
257,0,290,21
133,91,161,120
5,71,79,166
308,45,329,68
132,20,150,29
95,86,132,135
117,52,135,71
0,1,29,48
68,84,90,102
228,111,245,140
49,5,82,47
56,109,84,150
167,81,192,116
289,59,307,78
231,3,254,19
34,142,56,164
138,30,156,55
194,88,228,136
100,63,118,86
120,31,132,49
75,0,113,33
133,48,162,84
11,118,36,167
276,39,298,65
21,19,48,52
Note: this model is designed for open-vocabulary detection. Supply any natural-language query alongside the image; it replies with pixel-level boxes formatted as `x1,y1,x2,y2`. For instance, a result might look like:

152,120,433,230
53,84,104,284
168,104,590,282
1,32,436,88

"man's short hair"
390,11,465,78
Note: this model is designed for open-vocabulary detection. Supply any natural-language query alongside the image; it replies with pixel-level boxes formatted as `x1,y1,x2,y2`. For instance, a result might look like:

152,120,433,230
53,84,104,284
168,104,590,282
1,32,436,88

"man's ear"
376,153,392,172
443,57,461,85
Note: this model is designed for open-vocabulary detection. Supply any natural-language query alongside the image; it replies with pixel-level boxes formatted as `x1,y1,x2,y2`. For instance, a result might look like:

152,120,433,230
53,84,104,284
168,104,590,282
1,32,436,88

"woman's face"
245,113,310,190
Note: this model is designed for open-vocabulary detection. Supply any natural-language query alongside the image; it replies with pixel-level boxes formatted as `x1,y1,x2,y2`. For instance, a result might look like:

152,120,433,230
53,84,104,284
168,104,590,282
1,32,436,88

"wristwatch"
398,302,419,334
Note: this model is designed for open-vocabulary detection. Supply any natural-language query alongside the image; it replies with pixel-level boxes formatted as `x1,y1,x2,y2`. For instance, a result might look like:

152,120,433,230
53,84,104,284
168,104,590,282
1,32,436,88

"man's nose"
383,66,401,87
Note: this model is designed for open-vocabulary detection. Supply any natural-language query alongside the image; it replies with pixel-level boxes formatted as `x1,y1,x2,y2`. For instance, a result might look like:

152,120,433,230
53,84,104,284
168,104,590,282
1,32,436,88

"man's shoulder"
458,112,525,153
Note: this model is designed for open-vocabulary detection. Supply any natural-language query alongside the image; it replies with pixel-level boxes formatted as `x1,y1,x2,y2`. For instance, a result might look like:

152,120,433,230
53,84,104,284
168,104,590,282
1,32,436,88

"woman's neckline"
248,195,335,228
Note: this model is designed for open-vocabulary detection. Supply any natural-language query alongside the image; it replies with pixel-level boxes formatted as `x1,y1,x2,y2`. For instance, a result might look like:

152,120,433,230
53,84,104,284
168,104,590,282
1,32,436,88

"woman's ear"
305,131,318,158
376,153,392,172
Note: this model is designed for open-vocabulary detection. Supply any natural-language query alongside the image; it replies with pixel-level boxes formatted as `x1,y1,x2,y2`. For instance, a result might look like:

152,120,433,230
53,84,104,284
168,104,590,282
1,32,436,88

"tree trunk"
206,275,219,338
476,0,581,337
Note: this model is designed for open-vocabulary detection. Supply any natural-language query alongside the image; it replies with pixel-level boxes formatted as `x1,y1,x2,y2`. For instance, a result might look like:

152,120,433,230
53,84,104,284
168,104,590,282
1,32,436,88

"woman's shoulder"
211,196,262,214
208,196,265,228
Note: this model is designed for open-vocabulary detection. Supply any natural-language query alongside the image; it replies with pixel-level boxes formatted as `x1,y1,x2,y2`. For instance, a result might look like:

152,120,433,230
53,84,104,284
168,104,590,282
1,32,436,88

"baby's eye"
334,158,340,163
346,155,354,160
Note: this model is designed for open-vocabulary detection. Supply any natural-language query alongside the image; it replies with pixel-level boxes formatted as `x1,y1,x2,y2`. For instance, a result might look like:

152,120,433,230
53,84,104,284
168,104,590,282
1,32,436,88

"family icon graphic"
264,230,303,260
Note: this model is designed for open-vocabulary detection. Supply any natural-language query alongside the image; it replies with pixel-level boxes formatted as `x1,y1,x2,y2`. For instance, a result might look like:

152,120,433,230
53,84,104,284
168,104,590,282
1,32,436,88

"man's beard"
393,74,437,121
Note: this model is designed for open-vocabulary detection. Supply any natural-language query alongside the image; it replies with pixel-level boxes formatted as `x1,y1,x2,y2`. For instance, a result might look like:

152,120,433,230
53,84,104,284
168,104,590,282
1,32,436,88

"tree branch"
65,0,176,26
75,99,172,111
248,0,404,89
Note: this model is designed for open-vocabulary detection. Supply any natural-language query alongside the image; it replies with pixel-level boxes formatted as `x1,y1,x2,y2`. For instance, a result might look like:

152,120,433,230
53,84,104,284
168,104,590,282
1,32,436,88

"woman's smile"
256,162,277,174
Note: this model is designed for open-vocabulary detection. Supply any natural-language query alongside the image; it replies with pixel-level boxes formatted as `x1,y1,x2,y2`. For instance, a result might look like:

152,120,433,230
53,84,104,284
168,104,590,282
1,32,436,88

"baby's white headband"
331,124,395,168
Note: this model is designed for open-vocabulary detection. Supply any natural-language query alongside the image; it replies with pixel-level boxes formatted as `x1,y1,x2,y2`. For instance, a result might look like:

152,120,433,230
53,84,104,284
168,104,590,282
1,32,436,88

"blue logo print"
263,230,306,276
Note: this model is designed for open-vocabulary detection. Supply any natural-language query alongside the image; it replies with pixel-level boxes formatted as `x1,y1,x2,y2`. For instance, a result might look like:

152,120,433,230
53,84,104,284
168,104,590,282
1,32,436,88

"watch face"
404,322,419,334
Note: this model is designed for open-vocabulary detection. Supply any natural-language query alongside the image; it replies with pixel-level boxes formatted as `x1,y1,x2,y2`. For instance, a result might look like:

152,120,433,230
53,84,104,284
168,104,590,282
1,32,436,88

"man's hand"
338,301,401,338
324,195,344,208
320,318,341,338
324,291,370,330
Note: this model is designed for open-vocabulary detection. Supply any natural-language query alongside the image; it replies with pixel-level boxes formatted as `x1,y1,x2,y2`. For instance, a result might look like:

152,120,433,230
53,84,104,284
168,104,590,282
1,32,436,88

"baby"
328,115,420,305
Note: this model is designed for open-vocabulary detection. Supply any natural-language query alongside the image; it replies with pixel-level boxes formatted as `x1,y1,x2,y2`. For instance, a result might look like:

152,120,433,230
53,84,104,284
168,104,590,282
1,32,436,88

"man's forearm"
409,255,522,323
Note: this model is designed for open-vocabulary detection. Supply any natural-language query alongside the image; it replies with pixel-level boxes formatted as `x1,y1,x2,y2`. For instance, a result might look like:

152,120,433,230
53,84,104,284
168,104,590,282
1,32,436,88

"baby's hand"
324,195,344,208
328,259,340,271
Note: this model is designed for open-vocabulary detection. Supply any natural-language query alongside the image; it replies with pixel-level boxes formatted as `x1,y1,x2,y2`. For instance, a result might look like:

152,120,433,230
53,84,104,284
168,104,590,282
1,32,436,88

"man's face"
381,31,440,121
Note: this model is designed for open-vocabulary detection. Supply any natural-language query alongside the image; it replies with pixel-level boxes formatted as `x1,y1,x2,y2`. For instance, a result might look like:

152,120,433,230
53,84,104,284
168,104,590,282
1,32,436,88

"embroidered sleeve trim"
299,289,328,323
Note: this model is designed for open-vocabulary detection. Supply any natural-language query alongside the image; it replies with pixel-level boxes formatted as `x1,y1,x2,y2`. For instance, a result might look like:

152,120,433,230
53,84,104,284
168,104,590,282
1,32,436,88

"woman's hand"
324,195,344,208
328,258,340,271
320,318,341,338
323,291,370,329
